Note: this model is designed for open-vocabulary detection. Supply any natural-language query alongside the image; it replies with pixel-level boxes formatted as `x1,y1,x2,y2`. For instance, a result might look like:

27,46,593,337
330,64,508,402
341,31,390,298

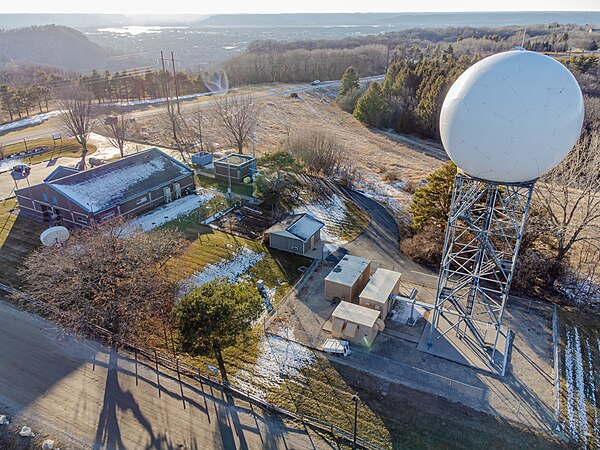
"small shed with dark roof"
15,148,194,228
265,213,324,256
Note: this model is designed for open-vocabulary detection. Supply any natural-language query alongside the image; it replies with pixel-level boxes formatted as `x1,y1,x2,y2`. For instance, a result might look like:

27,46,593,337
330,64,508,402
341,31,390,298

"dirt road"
0,299,331,449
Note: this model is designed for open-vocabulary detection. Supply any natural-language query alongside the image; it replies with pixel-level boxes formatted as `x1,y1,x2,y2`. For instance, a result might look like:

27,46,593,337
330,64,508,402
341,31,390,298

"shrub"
400,224,445,265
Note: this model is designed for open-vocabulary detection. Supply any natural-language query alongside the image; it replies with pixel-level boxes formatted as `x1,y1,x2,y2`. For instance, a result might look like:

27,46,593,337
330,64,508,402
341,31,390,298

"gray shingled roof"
267,213,324,241
49,148,192,212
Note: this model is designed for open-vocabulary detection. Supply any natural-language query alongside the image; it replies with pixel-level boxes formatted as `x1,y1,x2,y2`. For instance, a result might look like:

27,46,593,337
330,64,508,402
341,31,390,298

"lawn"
163,226,309,304
1,138,97,166
336,196,370,242
159,218,312,396
196,173,255,197
0,199,44,287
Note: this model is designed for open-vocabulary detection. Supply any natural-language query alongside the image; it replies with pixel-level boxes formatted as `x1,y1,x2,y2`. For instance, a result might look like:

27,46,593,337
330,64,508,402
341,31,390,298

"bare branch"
55,83,95,170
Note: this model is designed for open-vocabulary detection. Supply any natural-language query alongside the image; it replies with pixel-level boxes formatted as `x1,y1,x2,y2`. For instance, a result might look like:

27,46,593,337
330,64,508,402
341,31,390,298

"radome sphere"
439,50,584,183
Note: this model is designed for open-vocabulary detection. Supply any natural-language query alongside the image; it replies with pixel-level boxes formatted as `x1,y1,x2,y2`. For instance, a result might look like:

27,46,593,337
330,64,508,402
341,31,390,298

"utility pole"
352,392,360,450
160,50,177,142
171,51,181,114
385,43,391,73
160,51,170,102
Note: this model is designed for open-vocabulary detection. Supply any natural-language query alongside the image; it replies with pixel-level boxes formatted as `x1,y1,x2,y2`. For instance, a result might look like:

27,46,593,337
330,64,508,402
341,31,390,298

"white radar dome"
440,50,584,183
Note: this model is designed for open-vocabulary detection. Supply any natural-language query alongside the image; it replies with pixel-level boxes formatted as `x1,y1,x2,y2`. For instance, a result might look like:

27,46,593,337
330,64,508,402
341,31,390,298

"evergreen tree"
353,81,387,127
339,65,360,97
175,279,263,384
408,161,457,231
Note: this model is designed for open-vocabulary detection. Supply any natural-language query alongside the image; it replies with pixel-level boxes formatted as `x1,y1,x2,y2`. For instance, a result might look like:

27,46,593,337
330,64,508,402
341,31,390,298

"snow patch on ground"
103,89,228,107
294,193,348,244
557,275,600,307
574,326,590,447
565,328,577,438
565,324,594,446
389,302,425,324
121,193,214,234
0,110,61,132
179,246,264,295
0,157,24,173
354,178,408,217
585,337,599,441
232,330,314,399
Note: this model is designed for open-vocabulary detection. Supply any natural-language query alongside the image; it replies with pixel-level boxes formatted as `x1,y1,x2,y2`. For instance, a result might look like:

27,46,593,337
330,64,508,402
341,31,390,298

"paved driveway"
342,188,439,288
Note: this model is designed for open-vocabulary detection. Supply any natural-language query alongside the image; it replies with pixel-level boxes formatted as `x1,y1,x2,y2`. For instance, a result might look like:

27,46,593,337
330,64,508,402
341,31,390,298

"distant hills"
196,12,600,28
0,14,204,30
0,25,120,71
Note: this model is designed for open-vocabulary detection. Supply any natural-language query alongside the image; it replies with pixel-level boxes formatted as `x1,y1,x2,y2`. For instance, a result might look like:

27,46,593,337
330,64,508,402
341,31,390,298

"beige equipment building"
329,301,385,346
359,268,402,319
324,255,371,303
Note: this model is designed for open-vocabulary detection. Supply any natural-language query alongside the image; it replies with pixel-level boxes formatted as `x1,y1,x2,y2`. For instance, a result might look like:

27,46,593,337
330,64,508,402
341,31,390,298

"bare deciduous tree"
535,130,600,274
212,91,259,153
102,109,131,158
56,83,95,170
21,219,186,342
286,128,353,178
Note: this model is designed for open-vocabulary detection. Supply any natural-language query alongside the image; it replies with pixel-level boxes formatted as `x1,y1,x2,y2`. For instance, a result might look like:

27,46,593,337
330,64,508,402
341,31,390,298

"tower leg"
426,173,534,373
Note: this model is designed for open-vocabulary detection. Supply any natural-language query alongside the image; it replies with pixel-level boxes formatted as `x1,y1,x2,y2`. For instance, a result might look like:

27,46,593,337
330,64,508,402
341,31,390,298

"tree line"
348,45,477,139
0,66,212,122
223,45,387,85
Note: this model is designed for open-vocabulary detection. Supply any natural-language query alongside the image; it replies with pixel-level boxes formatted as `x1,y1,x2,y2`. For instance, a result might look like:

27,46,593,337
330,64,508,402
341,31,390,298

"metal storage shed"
265,213,324,257
330,301,385,346
359,268,402,319
324,255,371,303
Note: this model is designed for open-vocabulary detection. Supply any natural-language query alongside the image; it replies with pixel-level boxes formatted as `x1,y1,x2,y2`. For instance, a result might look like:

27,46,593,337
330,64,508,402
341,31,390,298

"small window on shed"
42,192,48,201
51,196,57,204
290,245,299,251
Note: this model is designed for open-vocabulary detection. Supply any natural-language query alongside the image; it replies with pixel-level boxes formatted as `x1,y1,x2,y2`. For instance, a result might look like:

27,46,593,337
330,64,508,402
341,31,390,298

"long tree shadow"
94,349,159,450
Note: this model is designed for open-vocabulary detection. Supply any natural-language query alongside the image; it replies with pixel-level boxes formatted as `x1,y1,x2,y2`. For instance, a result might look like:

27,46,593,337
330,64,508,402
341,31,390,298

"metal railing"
0,281,384,450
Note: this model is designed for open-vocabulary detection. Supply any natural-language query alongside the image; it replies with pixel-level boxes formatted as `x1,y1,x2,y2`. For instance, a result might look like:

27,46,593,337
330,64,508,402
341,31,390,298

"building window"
42,192,48,201
291,245,299,251
51,196,57,204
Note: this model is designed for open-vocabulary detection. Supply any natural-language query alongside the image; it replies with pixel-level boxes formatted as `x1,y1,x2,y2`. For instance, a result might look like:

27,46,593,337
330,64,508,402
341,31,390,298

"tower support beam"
426,173,534,373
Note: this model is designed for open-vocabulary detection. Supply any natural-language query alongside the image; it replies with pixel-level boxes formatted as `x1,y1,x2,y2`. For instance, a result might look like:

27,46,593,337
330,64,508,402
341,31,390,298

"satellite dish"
440,50,584,183
40,226,70,246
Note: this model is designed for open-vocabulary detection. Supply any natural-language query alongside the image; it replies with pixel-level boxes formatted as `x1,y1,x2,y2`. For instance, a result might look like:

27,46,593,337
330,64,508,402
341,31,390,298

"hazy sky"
4,0,599,14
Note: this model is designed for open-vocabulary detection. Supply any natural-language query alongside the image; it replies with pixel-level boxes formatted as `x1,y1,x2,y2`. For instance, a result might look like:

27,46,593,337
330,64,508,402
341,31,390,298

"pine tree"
175,279,263,384
408,161,457,231
339,65,360,97
353,81,388,127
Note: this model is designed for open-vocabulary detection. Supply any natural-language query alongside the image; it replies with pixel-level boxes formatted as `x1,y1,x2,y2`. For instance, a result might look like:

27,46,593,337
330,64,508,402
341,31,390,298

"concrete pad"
417,312,510,375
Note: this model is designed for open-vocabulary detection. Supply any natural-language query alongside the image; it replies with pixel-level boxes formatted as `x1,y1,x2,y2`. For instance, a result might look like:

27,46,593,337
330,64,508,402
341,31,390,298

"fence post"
176,359,186,409
154,349,161,398
134,348,139,386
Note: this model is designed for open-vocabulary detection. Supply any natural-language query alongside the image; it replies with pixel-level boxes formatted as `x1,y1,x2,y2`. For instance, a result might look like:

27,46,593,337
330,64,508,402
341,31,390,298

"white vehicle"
322,339,351,357
310,79,321,86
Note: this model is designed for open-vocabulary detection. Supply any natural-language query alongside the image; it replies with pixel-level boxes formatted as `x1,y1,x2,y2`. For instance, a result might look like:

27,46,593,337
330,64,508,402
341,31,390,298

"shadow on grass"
331,361,567,450
0,201,45,287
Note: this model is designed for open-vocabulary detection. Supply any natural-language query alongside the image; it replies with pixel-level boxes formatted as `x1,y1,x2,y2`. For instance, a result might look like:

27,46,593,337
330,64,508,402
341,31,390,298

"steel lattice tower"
427,173,534,372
